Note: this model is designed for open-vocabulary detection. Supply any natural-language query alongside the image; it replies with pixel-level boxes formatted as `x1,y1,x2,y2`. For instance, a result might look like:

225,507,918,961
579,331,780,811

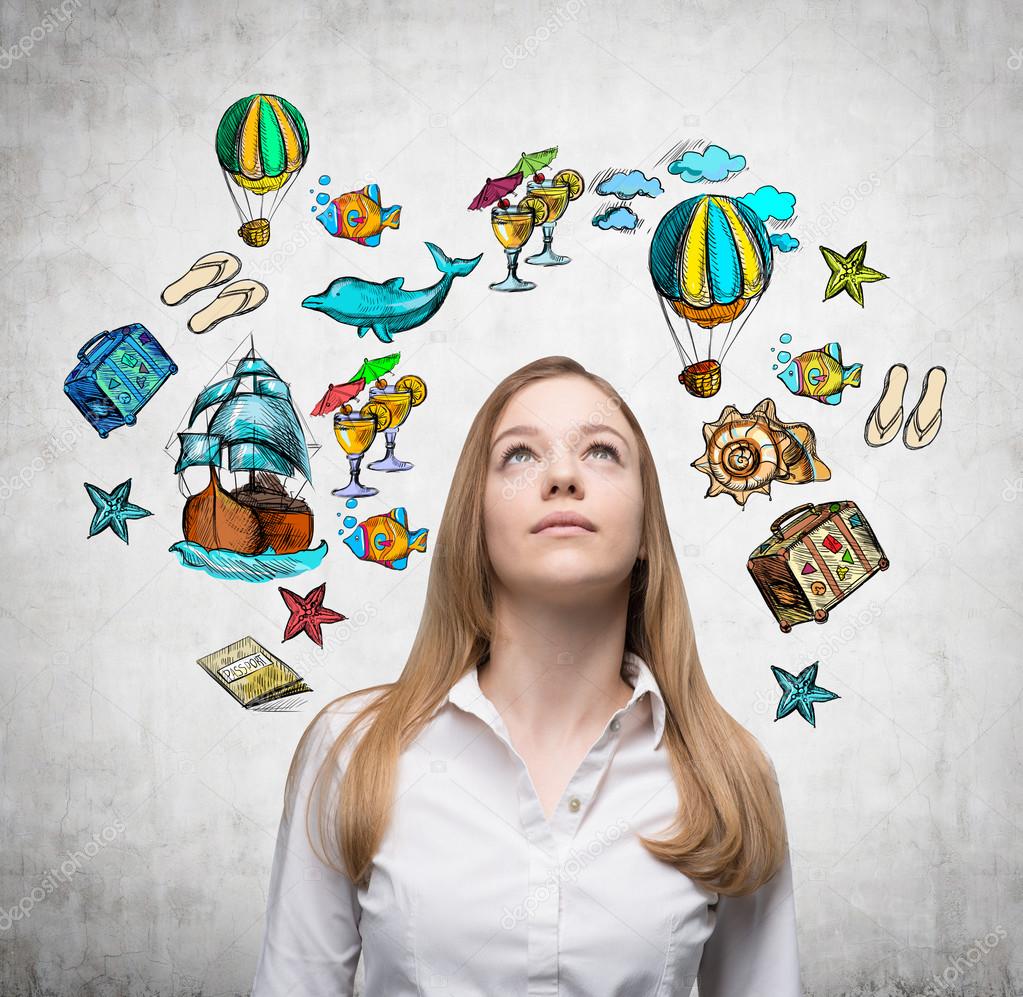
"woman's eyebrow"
490,423,631,452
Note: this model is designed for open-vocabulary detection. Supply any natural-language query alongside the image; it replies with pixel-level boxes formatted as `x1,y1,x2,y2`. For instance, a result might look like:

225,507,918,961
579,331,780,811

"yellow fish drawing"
777,342,862,405
343,506,427,570
316,184,401,247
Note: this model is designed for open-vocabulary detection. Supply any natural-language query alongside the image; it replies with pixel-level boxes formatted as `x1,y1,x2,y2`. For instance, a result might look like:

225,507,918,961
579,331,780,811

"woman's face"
483,375,645,603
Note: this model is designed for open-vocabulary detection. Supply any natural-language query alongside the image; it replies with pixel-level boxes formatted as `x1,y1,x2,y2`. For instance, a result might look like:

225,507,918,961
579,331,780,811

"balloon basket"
679,360,721,398
238,218,270,248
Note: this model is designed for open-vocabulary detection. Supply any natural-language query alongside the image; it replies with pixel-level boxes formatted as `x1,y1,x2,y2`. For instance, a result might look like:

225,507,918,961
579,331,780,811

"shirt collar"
445,650,667,750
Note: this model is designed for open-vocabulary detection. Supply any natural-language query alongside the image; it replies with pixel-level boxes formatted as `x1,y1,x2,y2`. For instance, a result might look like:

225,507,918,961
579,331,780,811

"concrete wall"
1,0,1019,993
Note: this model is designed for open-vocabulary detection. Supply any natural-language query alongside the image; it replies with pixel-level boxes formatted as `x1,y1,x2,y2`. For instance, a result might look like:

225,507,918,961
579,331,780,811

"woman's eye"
500,443,535,465
586,441,622,462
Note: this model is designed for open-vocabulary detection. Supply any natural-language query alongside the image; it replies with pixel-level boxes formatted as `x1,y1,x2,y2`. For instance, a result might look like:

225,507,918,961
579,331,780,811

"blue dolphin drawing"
301,242,483,344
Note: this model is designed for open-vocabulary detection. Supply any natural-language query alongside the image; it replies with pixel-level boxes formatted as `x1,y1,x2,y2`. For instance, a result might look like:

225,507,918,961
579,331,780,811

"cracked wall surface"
1,0,1021,994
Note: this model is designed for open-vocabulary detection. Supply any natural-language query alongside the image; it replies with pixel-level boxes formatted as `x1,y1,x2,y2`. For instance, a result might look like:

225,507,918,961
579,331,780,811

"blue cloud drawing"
667,144,746,183
595,170,664,200
592,206,640,231
740,185,797,222
770,233,800,253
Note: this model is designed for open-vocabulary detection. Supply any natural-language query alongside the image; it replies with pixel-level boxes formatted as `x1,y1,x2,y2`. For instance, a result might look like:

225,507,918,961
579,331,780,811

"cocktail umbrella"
509,147,558,178
350,352,401,385
468,173,523,210
310,378,366,416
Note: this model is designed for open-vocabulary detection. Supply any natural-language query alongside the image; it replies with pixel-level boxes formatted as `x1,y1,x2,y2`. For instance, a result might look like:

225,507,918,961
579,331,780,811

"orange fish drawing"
343,506,427,570
316,184,401,247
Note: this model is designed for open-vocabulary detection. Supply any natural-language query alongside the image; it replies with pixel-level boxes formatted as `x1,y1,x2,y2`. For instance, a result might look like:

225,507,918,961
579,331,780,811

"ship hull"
183,469,265,555
253,507,314,554
182,469,314,556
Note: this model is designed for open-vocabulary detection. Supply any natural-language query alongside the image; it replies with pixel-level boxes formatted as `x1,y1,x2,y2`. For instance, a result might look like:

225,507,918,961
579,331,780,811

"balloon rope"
266,184,284,220
267,173,296,222
684,312,699,362
242,184,255,221
708,326,715,361
718,296,762,364
221,171,247,225
659,295,694,367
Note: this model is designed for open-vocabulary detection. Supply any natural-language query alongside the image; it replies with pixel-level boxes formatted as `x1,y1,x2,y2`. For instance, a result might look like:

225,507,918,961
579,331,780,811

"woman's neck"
477,583,635,751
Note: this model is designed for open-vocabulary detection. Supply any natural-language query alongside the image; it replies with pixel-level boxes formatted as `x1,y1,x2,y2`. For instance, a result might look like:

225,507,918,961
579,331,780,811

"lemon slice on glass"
518,195,549,226
395,374,428,406
553,169,585,201
360,400,392,430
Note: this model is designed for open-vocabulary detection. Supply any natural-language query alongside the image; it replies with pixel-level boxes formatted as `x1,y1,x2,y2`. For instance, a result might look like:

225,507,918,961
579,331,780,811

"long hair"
284,356,787,896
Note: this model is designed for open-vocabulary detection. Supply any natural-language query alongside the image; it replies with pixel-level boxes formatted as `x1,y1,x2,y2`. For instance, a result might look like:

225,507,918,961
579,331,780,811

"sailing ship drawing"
167,340,328,581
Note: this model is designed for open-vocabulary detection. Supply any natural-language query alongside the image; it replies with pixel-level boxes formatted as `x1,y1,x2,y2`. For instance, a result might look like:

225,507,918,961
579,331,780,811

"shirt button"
610,719,621,731
568,796,581,812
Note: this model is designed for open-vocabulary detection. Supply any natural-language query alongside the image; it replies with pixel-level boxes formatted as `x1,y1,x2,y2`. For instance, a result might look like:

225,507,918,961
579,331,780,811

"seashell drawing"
691,398,831,506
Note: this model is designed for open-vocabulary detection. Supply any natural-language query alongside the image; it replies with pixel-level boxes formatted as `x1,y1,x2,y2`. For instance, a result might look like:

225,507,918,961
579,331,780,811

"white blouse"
251,652,801,996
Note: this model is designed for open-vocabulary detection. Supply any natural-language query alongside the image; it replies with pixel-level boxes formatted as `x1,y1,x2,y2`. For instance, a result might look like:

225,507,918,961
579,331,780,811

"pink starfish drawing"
278,583,347,647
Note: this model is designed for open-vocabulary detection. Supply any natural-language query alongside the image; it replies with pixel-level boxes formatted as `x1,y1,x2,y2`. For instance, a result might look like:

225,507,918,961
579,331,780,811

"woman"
251,356,801,996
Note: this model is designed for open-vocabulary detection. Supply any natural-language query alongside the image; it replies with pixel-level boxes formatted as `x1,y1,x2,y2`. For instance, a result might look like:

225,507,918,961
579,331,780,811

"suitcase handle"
770,503,816,536
77,331,111,361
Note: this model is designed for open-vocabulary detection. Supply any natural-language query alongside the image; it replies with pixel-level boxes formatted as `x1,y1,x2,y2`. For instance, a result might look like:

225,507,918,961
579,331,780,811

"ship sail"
175,432,223,473
207,394,312,481
227,441,296,475
174,350,313,484
189,377,240,424
253,376,292,399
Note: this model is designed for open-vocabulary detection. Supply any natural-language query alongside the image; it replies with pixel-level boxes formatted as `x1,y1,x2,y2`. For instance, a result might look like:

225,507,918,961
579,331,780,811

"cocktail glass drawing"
489,195,548,292
332,412,379,498
525,169,585,267
366,374,428,471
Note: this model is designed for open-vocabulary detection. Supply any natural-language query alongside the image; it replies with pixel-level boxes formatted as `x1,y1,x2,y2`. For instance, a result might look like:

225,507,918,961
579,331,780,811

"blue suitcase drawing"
64,323,177,438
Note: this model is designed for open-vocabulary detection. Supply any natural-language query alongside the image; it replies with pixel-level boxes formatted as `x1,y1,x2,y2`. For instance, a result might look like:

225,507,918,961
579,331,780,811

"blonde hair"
284,356,786,897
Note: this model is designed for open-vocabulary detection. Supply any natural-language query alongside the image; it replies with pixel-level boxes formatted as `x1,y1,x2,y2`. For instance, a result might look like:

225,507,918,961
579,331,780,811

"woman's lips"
534,524,594,535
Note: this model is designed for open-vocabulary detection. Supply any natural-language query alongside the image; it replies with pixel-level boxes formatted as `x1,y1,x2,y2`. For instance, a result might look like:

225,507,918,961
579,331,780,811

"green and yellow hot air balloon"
216,93,309,247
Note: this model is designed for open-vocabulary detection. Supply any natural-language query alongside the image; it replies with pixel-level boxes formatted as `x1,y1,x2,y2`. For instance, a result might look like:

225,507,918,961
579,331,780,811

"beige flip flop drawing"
161,252,241,306
187,279,269,335
903,366,947,450
864,363,908,447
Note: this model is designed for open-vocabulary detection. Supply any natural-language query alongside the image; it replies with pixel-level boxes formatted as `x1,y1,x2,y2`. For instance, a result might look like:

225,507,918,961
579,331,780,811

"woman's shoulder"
286,685,392,797
312,683,392,744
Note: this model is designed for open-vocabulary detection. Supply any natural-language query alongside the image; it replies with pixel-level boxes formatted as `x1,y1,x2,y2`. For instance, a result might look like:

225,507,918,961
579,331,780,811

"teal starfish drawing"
84,478,152,544
772,661,839,727
820,241,888,307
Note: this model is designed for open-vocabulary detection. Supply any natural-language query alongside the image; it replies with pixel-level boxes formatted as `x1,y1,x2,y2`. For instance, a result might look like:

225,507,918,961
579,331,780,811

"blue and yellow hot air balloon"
215,93,309,247
649,194,773,397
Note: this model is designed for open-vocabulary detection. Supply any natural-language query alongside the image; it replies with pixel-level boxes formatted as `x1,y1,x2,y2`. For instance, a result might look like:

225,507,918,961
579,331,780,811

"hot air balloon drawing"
215,93,309,248
649,193,774,398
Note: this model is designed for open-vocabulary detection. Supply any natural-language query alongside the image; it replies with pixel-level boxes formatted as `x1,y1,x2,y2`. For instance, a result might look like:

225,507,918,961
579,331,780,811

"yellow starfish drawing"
820,241,888,307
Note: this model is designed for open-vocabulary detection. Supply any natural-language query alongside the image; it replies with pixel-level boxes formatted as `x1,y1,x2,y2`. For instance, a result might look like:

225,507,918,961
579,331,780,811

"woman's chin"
506,561,627,601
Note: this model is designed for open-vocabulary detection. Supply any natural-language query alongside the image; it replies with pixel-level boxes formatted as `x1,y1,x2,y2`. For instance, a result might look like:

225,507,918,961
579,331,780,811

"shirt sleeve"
696,752,801,997
250,707,364,997
696,843,801,996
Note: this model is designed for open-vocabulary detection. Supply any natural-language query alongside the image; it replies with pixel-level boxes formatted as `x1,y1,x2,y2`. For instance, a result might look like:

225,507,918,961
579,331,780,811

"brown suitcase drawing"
747,500,889,632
